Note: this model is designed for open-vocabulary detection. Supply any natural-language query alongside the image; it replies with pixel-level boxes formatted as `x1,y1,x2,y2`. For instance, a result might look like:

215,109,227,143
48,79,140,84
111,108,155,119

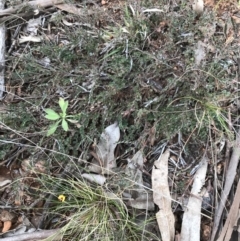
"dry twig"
216,179,240,241
0,0,5,99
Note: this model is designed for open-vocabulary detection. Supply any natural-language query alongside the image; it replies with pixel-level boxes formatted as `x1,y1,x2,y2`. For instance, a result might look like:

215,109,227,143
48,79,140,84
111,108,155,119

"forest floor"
0,0,240,240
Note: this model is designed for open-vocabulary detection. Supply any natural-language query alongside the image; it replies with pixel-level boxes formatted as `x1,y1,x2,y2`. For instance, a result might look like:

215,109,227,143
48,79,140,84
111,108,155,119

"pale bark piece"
211,129,240,241
1,228,61,241
192,0,204,15
195,41,206,67
88,122,120,174
217,180,240,241
0,0,64,17
152,149,175,241
181,156,208,241
0,0,5,99
81,173,106,185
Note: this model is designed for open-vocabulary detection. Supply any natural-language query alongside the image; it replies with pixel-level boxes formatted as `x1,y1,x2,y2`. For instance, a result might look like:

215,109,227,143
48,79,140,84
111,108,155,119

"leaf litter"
0,0,240,240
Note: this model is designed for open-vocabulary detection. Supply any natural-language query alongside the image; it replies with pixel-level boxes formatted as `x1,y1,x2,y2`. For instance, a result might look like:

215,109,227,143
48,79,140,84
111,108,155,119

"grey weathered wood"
1,228,61,241
0,0,64,17
0,0,5,99
211,129,240,241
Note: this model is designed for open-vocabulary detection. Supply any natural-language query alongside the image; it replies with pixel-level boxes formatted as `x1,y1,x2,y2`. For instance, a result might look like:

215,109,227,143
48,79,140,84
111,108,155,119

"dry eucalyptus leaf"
124,150,154,210
152,149,175,241
88,122,120,174
0,210,14,233
82,173,106,185
125,150,144,185
19,36,43,43
195,41,206,67
25,17,42,35
0,166,11,187
2,221,12,233
127,194,155,210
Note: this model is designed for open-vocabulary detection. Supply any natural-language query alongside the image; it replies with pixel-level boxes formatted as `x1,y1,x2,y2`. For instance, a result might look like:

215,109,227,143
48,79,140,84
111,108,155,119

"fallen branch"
180,155,208,241
0,0,63,17
1,228,61,241
211,129,240,241
0,0,5,99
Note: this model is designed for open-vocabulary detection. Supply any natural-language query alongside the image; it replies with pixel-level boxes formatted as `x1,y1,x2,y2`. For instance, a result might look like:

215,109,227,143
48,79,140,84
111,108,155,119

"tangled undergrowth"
0,0,240,240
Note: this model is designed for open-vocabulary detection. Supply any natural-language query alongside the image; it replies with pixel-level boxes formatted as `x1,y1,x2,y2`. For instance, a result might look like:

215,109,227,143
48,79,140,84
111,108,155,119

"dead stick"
211,129,240,241
0,0,64,17
0,0,5,99
1,228,61,241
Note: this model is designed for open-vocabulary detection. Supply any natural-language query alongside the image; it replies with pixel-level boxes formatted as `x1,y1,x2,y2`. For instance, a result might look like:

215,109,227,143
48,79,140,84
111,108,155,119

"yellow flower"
58,195,66,202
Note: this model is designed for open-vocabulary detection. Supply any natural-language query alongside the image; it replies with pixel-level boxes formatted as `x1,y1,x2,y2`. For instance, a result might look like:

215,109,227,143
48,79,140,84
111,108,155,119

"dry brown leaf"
152,149,175,241
149,125,156,146
0,166,12,187
0,210,14,233
2,220,12,233
202,223,211,241
225,29,234,46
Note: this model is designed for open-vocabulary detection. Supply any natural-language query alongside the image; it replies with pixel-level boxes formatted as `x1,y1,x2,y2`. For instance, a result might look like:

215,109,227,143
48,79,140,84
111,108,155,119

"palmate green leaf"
44,109,60,120
47,122,59,136
59,97,68,114
62,119,69,131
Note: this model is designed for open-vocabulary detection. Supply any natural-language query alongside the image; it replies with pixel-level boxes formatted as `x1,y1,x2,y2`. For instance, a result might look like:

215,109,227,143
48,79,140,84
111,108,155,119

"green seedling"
44,98,78,136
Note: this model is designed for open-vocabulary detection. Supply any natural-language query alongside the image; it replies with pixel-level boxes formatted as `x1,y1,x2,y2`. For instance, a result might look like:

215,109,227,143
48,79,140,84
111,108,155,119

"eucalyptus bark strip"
211,129,240,241
152,149,175,241
181,155,208,241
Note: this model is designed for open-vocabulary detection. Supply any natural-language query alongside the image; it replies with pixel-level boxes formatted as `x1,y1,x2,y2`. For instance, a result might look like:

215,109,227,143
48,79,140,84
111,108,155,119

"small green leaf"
59,98,68,114
67,119,78,124
47,122,59,136
62,119,68,131
44,109,60,120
